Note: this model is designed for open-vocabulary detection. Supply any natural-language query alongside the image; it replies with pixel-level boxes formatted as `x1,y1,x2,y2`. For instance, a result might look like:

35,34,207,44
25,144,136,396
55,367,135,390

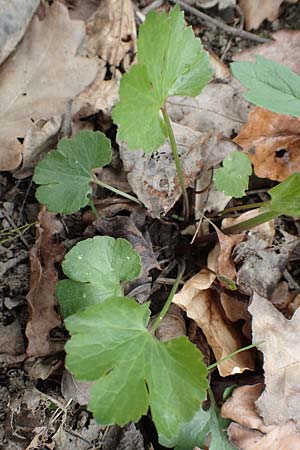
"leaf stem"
161,107,189,222
210,201,267,218
93,176,142,205
88,199,99,219
207,341,264,371
222,210,279,234
151,261,186,334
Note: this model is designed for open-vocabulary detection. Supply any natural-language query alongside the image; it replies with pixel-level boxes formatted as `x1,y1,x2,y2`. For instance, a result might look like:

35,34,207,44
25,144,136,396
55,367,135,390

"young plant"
33,130,140,214
214,56,300,231
56,236,209,445
112,5,212,219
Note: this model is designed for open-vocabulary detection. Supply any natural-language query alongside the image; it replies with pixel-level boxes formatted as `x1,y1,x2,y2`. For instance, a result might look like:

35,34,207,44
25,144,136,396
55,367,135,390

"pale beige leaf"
221,384,300,450
239,0,297,30
249,293,300,427
0,2,98,171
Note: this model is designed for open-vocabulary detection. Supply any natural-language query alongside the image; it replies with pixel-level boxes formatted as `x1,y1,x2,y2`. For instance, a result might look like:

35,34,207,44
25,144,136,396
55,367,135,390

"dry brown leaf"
0,2,98,172
60,0,100,21
222,209,275,244
26,208,65,357
249,293,300,428
150,305,186,342
0,321,25,368
0,0,39,64
220,292,251,338
120,123,238,218
234,107,300,181
73,0,136,118
173,245,255,376
233,30,300,73
221,384,300,450
238,0,297,30
217,230,244,281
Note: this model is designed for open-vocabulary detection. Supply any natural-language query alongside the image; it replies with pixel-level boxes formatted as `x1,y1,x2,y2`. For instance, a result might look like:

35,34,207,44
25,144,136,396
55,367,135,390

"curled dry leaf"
73,0,136,118
0,2,98,172
26,208,65,357
221,384,300,450
120,122,238,217
173,245,255,376
238,0,297,30
150,304,186,342
233,30,300,73
234,107,300,182
249,293,300,428
217,229,244,282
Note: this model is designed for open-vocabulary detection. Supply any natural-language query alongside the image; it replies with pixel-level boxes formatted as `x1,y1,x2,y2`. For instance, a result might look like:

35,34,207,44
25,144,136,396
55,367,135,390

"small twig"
169,0,271,44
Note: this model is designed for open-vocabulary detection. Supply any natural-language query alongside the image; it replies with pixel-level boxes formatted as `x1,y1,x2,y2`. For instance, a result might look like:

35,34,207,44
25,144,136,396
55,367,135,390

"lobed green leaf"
231,56,300,117
65,296,208,443
57,236,141,317
214,151,252,198
112,5,212,152
33,131,112,214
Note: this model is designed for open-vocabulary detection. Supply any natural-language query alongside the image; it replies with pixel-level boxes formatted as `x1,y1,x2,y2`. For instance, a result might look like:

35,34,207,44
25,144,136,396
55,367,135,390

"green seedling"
57,236,208,444
112,5,212,219
33,130,140,215
214,151,252,198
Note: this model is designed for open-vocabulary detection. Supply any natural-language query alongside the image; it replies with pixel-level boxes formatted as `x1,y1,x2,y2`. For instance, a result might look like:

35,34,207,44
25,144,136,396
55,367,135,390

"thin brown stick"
169,0,271,44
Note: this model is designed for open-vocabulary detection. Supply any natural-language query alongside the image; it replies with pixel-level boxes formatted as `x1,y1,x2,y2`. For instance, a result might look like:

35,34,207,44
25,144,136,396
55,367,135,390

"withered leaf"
235,107,300,182
26,208,65,357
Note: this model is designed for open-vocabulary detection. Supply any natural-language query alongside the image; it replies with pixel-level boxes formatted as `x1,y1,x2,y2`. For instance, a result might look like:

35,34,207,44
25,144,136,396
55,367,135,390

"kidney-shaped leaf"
112,5,212,152
57,236,141,317
214,151,252,198
65,296,208,443
33,130,112,214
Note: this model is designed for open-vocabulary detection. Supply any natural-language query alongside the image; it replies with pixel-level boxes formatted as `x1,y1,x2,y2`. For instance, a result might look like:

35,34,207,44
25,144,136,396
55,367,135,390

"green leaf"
214,151,252,197
33,131,112,214
112,5,212,152
164,403,234,450
57,236,141,317
65,296,208,443
231,56,300,117
268,172,300,216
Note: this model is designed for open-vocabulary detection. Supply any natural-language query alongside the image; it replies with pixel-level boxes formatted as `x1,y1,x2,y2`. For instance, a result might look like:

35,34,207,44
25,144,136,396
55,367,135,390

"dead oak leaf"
26,208,65,357
0,2,98,171
234,107,300,181
249,293,300,428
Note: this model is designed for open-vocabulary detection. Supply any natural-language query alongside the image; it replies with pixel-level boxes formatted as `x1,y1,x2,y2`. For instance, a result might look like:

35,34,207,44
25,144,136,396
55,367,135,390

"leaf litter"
3,1,300,449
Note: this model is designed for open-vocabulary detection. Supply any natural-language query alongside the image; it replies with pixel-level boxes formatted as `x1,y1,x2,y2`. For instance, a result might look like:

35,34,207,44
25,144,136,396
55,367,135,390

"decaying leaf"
167,78,250,139
173,246,255,376
120,123,238,217
73,0,136,118
0,321,25,368
0,0,39,64
249,293,300,428
26,208,65,357
221,384,300,450
234,107,300,181
238,0,297,30
0,2,98,172
233,30,300,73
150,304,186,342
